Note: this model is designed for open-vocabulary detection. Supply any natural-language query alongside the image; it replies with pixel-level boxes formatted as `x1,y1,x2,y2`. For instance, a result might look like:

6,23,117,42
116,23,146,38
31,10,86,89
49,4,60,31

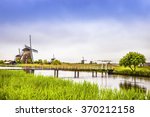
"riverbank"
0,70,149,100
113,66,150,77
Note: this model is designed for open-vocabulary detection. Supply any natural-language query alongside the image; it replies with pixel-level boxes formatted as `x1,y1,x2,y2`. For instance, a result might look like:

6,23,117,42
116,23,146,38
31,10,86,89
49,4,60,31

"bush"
51,60,61,65
0,60,4,64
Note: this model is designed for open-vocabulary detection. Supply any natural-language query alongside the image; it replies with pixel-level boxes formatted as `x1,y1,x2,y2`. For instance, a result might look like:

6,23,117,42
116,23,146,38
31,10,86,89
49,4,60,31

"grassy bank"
0,70,149,100
113,66,150,77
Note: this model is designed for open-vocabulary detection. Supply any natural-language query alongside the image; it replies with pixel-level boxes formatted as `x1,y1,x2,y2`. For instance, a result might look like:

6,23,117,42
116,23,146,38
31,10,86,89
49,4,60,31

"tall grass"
0,70,149,100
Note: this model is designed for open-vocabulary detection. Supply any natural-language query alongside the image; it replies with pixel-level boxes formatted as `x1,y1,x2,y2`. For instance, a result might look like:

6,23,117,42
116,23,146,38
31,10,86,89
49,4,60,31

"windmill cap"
22,47,31,51
15,55,21,57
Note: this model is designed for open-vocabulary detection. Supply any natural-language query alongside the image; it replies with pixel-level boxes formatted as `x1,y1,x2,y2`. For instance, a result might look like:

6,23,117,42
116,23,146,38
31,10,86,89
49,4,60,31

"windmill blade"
32,49,38,53
25,45,31,49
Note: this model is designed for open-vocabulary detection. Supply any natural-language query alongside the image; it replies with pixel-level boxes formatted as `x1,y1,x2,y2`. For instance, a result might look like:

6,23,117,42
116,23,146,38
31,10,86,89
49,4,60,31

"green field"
0,70,149,100
113,66,150,77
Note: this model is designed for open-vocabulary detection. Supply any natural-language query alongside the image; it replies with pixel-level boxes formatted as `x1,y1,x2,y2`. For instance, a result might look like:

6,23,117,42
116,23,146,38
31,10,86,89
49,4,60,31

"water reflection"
24,69,34,74
101,72,108,78
119,81,146,92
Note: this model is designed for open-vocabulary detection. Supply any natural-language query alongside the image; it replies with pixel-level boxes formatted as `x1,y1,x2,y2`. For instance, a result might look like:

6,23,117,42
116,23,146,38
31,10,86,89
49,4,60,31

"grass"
0,70,150,100
113,66,150,77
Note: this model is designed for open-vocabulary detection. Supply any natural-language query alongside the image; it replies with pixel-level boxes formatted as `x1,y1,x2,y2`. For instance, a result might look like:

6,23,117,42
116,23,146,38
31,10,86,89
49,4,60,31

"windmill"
15,48,22,63
51,54,56,62
81,57,87,64
21,35,38,63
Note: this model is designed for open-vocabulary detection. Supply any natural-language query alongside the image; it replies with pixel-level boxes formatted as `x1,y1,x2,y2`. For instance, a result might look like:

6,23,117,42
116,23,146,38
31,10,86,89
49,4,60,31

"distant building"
4,60,16,65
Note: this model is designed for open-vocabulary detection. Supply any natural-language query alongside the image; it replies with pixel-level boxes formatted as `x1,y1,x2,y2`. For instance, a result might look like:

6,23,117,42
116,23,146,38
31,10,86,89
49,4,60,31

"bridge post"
77,71,79,78
54,69,59,77
74,70,79,78
56,70,59,77
74,71,77,78
54,70,56,77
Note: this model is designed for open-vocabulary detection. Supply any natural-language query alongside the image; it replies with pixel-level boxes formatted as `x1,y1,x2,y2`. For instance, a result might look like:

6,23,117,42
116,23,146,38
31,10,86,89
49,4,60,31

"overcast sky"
0,0,150,63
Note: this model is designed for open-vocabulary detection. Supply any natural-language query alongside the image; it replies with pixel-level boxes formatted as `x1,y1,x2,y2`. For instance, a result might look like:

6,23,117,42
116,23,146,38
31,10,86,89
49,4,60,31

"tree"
38,59,43,64
27,58,32,64
0,60,4,64
16,58,21,64
119,52,146,72
51,60,61,65
43,59,48,64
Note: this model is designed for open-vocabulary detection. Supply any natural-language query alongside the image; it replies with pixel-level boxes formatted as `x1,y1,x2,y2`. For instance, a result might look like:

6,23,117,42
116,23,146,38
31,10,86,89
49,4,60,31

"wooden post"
54,70,56,77
95,71,97,77
74,71,77,78
54,69,59,77
56,70,59,77
74,70,79,78
77,71,79,78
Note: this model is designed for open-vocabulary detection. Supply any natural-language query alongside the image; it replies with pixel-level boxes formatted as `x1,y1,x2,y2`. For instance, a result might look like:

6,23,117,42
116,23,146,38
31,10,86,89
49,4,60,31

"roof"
22,47,31,51
15,55,21,57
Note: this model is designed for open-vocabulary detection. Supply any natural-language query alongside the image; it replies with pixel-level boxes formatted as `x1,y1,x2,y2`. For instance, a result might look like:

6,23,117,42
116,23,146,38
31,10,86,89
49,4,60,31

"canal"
34,70,150,91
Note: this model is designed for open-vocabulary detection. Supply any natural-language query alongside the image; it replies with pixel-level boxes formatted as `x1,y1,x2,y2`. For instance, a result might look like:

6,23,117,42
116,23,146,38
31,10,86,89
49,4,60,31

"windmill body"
81,57,87,64
15,49,22,63
15,35,38,64
22,47,33,63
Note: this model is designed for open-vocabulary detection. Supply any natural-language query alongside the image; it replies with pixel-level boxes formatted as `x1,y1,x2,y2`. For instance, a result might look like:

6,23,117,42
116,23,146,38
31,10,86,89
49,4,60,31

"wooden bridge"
0,64,114,78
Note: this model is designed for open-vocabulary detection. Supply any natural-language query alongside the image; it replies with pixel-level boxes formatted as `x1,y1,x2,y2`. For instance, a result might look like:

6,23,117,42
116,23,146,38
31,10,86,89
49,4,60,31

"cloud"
0,19,150,62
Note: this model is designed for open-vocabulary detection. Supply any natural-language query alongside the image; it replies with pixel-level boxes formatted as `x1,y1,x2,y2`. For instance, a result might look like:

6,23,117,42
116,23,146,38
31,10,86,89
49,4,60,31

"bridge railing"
21,64,112,71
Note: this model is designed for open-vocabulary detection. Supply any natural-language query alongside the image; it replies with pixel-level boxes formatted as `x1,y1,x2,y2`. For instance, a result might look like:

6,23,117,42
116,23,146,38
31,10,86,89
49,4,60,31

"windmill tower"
81,57,87,64
51,54,56,62
21,35,38,63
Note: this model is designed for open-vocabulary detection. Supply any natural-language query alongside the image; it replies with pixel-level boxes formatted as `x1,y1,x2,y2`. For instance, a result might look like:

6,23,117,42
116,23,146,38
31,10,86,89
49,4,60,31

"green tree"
43,59,48,64
16,58,21,64
38,59,43,64
51,60,61,65
119,52,146,72
0,60,4,64
27,58,32,64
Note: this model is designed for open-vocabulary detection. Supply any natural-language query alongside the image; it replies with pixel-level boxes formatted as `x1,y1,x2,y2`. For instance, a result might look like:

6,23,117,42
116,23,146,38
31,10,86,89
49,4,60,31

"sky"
0,0,150,63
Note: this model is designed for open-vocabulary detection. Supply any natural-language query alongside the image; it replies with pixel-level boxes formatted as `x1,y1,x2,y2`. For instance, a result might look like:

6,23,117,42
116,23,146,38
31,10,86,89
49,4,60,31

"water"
34,70,150,91
0,66,22,70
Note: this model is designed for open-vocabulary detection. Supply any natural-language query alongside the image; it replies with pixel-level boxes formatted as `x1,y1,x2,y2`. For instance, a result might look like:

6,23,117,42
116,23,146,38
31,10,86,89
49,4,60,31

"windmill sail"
25,45,31,49
25,45,38,52
29,35,33,62
32,49,38,53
